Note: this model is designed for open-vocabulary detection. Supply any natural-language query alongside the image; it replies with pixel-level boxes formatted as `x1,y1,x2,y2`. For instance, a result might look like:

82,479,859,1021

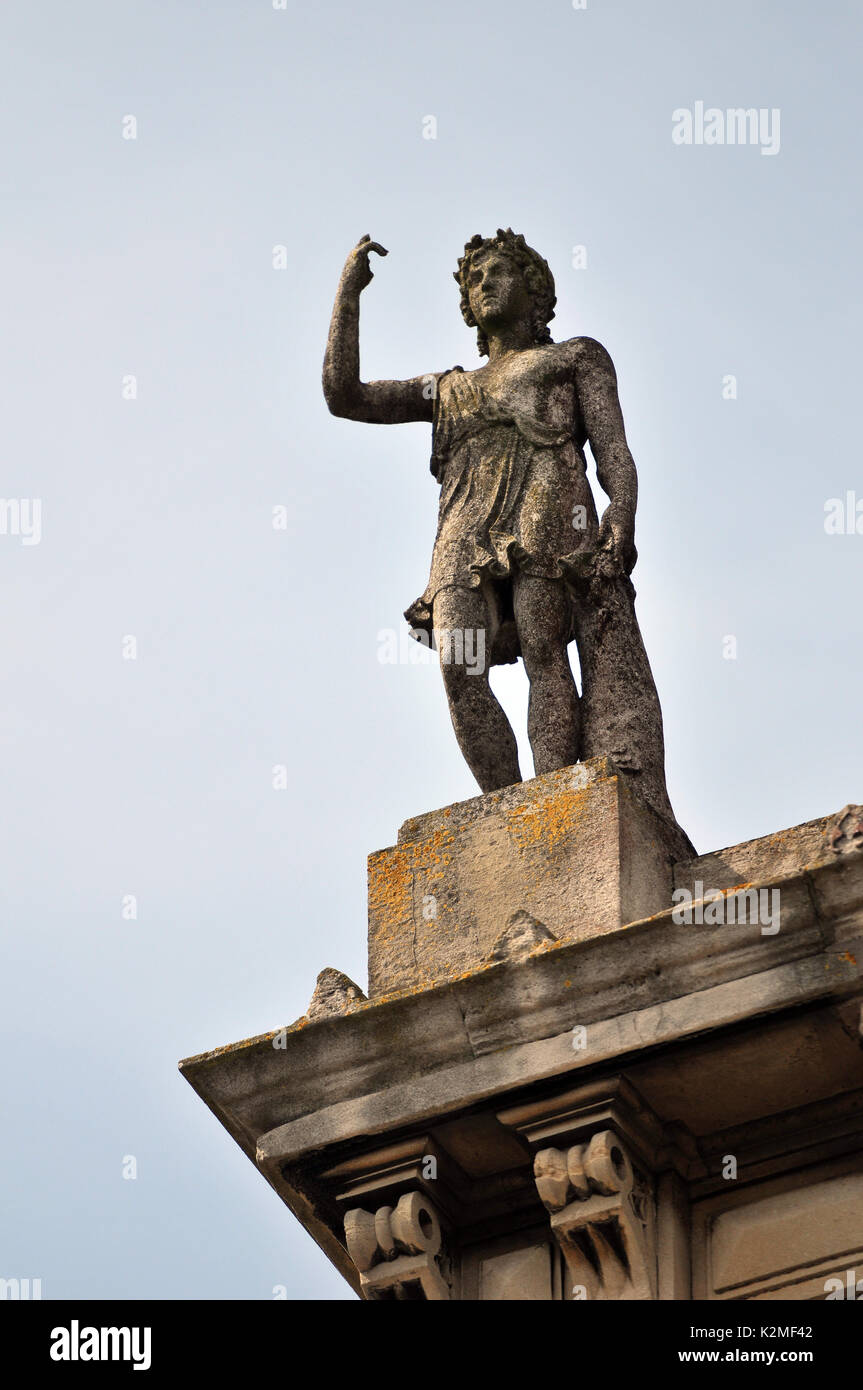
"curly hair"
454,228,556,357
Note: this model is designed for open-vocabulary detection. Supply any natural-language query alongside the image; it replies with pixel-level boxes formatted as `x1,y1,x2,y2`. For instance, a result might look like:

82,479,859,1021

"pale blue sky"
1,0,861,1299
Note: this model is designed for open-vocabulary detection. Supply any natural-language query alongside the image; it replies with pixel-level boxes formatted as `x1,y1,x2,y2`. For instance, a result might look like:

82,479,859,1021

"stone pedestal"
368,757,690,996
180,787,863,1301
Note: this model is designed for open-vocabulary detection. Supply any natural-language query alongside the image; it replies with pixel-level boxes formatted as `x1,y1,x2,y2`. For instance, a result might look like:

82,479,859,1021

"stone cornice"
180,849,863,1176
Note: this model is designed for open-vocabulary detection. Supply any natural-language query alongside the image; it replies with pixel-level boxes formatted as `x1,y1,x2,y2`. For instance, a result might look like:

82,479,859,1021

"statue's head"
454,229,556,357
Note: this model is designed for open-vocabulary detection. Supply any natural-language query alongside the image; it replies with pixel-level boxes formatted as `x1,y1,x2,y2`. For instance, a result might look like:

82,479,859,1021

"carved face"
466,250,532,333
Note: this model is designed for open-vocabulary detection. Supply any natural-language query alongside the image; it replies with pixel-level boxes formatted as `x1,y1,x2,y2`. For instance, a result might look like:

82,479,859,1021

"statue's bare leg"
514,574,581,775
433,584,521,793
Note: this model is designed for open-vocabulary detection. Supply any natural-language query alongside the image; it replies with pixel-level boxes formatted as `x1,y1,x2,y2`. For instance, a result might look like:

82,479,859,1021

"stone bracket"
534,1130,656,1300
344,1191,451,1301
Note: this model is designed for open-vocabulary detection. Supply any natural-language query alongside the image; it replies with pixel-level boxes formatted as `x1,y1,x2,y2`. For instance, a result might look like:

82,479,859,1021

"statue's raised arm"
322,236,436,424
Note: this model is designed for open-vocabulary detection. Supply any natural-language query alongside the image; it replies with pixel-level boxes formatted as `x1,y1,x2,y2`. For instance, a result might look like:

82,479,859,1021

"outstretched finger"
354,235,387,255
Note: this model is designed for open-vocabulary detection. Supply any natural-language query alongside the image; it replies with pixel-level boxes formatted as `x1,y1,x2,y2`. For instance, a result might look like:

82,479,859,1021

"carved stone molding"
344,1191,451,1300
534,1129,656,1300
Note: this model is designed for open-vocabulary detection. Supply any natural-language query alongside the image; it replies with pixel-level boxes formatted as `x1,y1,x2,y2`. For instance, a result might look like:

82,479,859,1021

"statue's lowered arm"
574,337,638,577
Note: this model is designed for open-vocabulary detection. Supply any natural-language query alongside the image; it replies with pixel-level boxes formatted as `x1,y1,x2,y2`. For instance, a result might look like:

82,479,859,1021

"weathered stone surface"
304,968,366,1022
673,811,848,894
705,1172,863,1293
368,757,690,996
692,1165,863,1300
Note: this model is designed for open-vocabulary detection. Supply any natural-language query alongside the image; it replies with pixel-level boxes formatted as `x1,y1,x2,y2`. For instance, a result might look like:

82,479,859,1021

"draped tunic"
405,363,598,665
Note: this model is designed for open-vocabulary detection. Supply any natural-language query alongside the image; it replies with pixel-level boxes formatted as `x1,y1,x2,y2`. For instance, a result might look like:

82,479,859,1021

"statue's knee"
521,633,565,678
436,626,490,681
440,656,475,696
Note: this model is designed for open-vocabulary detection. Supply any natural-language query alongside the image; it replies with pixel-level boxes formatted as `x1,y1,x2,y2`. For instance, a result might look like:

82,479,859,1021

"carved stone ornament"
305,967,366,1021
827,805,863,856
344,1191,450,1300
534,1129,655,1300
485,909,557,964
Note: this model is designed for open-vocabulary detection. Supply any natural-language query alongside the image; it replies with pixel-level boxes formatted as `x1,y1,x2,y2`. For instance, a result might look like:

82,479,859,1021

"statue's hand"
597,505,637,576
340,234,388,295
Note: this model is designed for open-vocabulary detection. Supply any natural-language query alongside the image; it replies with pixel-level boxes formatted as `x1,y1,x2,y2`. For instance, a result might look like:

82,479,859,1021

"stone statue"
323,229,690,851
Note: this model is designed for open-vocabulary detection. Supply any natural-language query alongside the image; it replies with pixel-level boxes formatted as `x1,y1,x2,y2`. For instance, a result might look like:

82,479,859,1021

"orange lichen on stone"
506,785,589,857
368,827,456,937
368,848,412,934
407,827,455,874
